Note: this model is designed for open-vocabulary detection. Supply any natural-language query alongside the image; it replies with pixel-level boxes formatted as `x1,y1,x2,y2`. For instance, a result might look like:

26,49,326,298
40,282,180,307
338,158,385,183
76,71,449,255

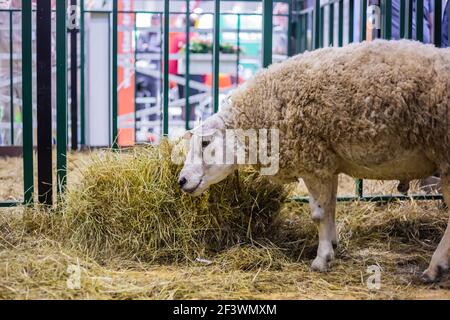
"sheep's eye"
202,140,210,148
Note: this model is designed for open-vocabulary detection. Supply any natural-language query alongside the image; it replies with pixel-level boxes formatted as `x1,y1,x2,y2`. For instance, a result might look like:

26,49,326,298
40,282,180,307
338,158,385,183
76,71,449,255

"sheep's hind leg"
422,175,450,282
303,174,338,272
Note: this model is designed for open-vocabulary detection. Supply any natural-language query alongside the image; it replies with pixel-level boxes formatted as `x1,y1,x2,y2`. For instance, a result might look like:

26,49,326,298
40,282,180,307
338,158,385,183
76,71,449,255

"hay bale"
57,140,288,264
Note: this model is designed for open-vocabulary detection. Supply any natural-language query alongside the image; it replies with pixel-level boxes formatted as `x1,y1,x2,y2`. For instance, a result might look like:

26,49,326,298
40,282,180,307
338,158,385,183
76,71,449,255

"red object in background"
169,32,187,75
205,73,233,88
117,0,135,146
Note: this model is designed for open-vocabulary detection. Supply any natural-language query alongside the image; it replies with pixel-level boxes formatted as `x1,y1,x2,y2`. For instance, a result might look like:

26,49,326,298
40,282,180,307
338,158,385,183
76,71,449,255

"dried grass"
1,142,450,299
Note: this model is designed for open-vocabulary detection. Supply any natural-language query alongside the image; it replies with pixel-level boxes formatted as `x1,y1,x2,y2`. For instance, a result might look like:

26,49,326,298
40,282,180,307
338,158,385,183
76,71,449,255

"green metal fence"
0,0,446,206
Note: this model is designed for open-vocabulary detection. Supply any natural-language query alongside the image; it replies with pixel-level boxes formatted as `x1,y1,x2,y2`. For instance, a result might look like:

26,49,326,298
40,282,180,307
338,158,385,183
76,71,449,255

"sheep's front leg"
303,174,338,272
422,175,450,282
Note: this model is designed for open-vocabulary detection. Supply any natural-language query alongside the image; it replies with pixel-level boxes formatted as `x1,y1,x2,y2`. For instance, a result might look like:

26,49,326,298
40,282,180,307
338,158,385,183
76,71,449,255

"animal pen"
0,0,446,207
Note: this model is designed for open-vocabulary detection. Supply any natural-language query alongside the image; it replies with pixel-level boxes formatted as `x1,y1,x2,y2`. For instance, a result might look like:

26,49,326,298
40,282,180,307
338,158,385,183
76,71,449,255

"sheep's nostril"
179,177,187,188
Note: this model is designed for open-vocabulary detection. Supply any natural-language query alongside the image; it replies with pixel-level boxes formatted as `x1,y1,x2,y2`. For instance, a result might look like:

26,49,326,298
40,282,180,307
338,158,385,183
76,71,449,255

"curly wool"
224,40,450,181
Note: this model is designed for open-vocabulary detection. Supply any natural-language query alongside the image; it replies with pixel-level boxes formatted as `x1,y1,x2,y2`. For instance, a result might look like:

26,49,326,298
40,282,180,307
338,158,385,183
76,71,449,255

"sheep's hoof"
332,239,339,249
311,257,329,272
421,264,448,283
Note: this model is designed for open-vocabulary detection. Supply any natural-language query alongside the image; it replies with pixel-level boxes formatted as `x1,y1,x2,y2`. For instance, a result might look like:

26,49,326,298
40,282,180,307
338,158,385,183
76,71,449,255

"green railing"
0,0,446,206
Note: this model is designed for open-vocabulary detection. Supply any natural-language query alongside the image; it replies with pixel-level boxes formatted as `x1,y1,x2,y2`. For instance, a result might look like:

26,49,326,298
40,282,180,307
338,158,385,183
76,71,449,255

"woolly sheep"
178,40,450,282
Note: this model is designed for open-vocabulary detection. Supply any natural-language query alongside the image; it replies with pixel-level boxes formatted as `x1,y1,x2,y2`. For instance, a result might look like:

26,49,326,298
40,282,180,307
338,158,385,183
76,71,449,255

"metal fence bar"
314,0,321,49
213,0,221,112
163,0,169,135
80,0,86,146
349,0,355,43
262,0,273,67
338,0,344,46
9,10,14,145
329,2,335,46
70,0,78,150
291,194,443,203
416,0,424,42
22,0,34,205
236,14,241,79
56,0,68,194
320,5,324,47
400,0,405,37
405,0,412,39
434,0,442,46
287,0,293,55
112,0,119,147
383,0,392,39
360,0,367,41
185,0,191,129
36,0,53,205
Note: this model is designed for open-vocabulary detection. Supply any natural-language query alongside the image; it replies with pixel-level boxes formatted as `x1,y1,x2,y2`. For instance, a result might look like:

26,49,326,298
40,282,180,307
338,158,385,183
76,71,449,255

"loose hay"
42,140,289,265
2,143,450,299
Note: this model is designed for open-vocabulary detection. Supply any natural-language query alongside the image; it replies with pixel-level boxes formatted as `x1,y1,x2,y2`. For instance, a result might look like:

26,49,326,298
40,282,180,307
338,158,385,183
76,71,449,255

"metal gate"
0,0,445,206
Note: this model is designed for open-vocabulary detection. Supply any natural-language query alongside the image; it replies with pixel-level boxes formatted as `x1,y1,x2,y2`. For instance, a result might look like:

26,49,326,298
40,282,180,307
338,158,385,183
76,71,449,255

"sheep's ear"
183,130,193,140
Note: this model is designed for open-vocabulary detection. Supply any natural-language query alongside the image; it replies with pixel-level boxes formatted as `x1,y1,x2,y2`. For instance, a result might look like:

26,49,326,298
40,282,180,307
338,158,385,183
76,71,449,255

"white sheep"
178,40,450,282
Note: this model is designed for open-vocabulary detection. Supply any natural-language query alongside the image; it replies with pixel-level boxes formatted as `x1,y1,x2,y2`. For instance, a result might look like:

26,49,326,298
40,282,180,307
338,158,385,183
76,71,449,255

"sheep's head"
178,114,237,196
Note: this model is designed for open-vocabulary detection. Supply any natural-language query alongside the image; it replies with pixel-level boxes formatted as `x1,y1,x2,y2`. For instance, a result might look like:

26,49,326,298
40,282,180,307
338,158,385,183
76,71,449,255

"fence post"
112,0,119,147
70,0,78,150
349,0,355,43
313,0,320,49
80,0,86,146
185,0,191,129
163,0,169,135
416,0,424,42
213,0,221,112
56,0,68,195
434,0,442,46
22,0,34,205
36,0,53,205
338,0,344,46
262,0,273,67
9,11,14,145
360,0,367,41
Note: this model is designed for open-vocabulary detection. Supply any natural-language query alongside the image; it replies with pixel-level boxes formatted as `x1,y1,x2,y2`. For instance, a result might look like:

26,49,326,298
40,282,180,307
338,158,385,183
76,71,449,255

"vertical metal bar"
213,0,221,112
360,0,367,41
9,11,14,145
434,0,442,46
185,0,190,130
22,0,34,205
163,0,169,134
236,14,241,81
384,0,392,39
56,0,68,195
314,0,320,49
448,0,450,47
404,0,412,39
349,0,355,43
36,0,53,205
338,0,344,46
400,0,405,38
329,3,335,46
319,6,324,48
80,0,85,146
70,0,78,151
296,13,302,53
262,0,273,67
112,0,118,147
287,0,293,56
416,0,424,42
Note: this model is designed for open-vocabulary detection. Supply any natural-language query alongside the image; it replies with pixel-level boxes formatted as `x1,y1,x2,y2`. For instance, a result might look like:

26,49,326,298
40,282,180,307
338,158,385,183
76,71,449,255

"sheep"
178,39,450,282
